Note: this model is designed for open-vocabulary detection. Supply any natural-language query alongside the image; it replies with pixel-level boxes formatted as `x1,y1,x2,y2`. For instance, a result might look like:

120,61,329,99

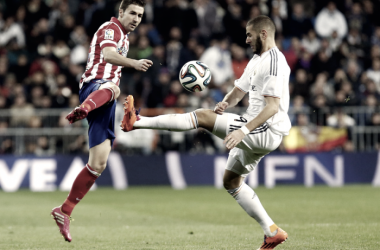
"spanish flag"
283,126,348,153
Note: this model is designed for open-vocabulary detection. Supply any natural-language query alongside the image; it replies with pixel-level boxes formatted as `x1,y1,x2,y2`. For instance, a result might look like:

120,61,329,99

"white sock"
133,112,198,131
228,182,277,237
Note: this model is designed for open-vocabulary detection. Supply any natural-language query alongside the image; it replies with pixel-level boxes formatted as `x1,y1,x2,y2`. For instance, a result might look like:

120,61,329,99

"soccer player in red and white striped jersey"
79,15,130,88
51,0,152,242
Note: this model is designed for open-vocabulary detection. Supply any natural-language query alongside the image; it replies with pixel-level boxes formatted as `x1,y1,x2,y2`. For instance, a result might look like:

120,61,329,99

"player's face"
119,4,144,32
246,25,263,55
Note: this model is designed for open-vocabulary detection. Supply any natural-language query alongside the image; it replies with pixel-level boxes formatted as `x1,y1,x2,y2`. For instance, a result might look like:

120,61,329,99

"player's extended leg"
51,139,111,242
121,95,217,132
66,82,120,124
224,158,288,249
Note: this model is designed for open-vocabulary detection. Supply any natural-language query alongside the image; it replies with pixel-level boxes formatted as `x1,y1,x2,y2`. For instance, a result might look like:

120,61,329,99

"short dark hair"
247,15,276,35
119,0,145,12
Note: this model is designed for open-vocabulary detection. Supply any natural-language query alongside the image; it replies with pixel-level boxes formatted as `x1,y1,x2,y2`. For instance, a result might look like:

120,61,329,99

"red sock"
81,88,114,112
61,164,100,216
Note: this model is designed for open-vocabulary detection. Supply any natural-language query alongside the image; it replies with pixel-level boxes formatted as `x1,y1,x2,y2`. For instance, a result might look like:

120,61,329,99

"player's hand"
223,130,245,150
214,101,229,115
134,59,153,72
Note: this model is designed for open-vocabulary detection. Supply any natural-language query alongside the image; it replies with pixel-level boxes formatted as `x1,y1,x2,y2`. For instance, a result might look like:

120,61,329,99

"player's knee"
91,162,107,173
102,82,120,101
110,85,120,99
194,109,216,131
223,177,241,190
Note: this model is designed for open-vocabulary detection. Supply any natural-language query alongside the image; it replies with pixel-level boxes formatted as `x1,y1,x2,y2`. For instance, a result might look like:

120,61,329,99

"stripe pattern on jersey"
228,122,269,135
80,21,128,89
269,50,278,76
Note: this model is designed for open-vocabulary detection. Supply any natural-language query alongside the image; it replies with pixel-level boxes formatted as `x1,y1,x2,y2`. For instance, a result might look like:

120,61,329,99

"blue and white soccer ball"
179,61,211,92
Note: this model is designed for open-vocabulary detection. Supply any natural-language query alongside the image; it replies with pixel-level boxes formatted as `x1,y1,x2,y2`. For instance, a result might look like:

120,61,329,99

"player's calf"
121,95,200,132
66,83,120,124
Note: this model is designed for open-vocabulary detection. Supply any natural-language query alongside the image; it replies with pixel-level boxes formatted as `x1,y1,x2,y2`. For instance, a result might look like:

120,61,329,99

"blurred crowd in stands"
1,0,380,155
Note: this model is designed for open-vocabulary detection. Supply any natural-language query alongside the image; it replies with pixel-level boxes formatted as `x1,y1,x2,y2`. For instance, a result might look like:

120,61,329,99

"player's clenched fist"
214,101,229,115
134,59,153,72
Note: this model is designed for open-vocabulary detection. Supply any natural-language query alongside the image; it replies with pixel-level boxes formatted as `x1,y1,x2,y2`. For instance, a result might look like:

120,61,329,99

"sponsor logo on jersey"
118,47,128,57
104,29,115,40
252,85,257,91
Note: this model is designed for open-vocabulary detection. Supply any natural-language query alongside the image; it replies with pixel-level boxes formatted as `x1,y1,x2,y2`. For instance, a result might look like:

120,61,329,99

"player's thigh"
99,81,120,99
226,153,254,176
88,139,112,173
246,128,283,153
228,147,264,176
79,81,101,103
212,112,251,146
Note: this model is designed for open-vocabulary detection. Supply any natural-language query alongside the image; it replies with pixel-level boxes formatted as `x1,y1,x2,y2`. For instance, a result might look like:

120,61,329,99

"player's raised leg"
121,95,217,133
66,82,120,124
223,158,288,249
51,139,111,242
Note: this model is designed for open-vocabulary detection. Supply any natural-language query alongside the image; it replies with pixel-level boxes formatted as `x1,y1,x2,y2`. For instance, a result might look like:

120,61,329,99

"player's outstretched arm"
102,47,153,72
214,87,246,115
224,96,279,149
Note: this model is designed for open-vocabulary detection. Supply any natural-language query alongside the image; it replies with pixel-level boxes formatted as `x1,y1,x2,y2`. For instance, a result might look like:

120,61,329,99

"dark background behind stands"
0,0,380,155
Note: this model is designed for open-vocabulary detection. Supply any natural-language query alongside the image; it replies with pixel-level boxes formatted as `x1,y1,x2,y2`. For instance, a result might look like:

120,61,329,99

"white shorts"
212,113,283,177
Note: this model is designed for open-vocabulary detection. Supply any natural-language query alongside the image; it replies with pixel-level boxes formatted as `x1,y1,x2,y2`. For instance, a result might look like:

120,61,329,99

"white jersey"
234,46,291,136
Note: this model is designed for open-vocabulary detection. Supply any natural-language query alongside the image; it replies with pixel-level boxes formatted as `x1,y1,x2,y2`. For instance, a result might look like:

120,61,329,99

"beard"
253,35,263,55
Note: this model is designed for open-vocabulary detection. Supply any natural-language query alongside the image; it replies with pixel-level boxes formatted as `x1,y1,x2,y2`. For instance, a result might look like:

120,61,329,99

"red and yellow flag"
283,126,347,153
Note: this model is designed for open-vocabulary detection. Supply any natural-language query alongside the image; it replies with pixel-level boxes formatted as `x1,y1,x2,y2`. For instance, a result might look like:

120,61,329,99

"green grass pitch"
1,186,379,249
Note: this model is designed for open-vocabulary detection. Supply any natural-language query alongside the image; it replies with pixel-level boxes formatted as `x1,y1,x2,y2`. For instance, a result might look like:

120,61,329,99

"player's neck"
260,40,276,56
117,17,131,34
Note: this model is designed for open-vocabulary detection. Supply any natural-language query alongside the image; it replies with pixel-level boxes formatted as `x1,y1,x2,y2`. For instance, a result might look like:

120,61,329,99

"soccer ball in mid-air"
179,61,211,92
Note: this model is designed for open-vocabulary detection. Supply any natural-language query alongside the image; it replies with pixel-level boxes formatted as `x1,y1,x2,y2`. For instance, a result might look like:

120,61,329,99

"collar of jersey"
256,46,278,57
110,17,128,35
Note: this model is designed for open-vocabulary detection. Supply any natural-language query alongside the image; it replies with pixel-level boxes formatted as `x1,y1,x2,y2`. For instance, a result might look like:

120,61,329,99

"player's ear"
119,9,123,18
261,29,267,40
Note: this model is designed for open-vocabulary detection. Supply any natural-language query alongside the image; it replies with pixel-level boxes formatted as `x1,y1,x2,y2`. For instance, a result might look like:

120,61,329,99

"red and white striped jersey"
80,17,129,89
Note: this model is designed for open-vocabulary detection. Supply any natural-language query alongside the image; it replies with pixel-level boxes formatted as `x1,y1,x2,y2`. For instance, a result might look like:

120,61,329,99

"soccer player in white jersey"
50,0,153,242
122,15,290,249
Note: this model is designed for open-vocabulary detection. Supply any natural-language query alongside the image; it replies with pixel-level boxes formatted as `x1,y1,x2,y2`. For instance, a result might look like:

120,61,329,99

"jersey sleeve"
234,61,251,93
98,23,122,50
261,52,283,98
